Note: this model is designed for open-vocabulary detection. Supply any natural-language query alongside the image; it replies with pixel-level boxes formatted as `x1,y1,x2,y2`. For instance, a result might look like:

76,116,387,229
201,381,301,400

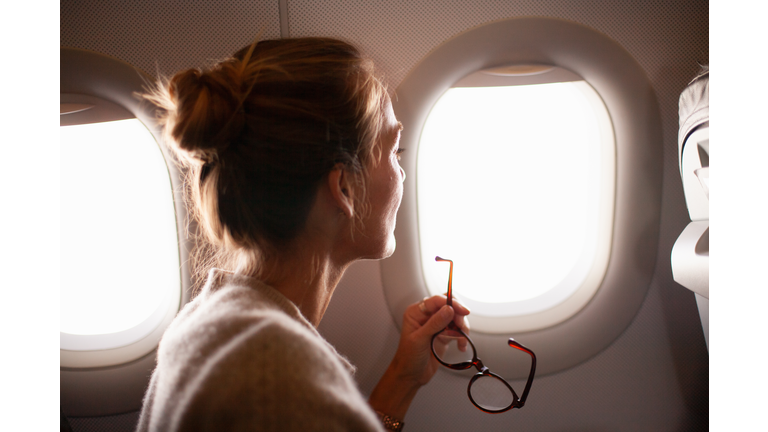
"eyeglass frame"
430,256,537,413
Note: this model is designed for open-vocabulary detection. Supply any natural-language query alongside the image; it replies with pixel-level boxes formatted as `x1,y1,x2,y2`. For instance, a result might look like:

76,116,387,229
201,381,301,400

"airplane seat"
671,67,709,349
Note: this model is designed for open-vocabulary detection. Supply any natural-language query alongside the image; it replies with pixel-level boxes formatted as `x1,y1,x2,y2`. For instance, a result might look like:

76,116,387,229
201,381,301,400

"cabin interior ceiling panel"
61,0,708,430
60,1,281,77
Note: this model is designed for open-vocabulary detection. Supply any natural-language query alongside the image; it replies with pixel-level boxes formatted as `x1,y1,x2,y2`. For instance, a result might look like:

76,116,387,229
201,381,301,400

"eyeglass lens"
432,328,474,365
469,374,516,411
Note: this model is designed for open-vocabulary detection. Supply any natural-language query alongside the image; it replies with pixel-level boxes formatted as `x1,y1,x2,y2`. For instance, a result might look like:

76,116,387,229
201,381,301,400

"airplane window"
382,17,662,378
61,47,191,417
60,118,180,350
417,77,614,331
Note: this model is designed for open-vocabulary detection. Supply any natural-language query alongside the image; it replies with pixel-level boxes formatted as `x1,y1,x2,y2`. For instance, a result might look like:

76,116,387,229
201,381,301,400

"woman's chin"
381,241,396,259
359,237,396,261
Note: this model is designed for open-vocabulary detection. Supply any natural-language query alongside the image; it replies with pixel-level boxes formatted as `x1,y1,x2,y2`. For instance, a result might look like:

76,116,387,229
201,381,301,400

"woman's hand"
393,294,471,386
369,295,470,420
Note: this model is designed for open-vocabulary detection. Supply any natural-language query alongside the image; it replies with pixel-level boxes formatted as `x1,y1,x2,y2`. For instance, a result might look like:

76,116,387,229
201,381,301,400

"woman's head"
147,37,390,276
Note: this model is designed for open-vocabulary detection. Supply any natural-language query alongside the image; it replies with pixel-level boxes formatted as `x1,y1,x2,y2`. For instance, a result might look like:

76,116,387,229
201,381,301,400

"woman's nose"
400,166,406,183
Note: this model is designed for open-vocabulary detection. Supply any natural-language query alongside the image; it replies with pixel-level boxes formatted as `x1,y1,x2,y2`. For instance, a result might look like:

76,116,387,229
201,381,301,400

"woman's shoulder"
156,315,381,431
158,272,318,367
144,273,382,431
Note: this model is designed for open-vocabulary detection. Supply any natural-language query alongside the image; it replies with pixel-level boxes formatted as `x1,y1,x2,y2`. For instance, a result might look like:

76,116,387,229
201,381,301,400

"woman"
137,37,470,431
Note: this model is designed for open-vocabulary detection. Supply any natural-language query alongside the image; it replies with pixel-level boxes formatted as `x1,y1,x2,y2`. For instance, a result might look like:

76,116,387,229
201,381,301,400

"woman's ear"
328,165,354,218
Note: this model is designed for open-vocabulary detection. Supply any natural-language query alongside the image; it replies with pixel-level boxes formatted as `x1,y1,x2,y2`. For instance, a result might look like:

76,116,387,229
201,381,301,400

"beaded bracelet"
375,411,404,431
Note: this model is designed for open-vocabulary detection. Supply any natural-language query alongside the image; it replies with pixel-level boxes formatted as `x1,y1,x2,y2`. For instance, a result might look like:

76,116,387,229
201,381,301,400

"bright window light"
60,119,179,341
418,81,613,317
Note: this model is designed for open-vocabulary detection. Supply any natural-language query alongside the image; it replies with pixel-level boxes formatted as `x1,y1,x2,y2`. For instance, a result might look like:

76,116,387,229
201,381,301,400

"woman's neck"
256,178,358,327
259,247,351,327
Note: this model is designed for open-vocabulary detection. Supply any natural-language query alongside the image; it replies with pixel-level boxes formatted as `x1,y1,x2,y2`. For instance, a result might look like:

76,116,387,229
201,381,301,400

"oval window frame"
381,18,663,378
59,97,180,354
60,47,192,416
416,69,616,333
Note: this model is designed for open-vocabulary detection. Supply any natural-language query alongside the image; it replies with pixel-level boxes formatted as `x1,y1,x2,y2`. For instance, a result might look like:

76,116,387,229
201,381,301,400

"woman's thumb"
419,305,454,337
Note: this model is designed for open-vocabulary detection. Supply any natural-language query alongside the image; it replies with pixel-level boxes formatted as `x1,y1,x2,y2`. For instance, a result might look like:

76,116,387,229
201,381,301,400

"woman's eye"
396,148,406,161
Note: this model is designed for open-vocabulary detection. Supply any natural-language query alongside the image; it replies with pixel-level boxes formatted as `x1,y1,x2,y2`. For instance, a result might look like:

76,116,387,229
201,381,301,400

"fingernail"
453,300,470,314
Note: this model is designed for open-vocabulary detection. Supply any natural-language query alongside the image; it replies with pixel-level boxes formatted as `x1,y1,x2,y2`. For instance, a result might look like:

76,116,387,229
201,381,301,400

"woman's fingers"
408,294,471,343
421,305,454,337
387,294,474,390
459,314,470,333
449,296,471,316
415,295,470,318
413,296,440,318
413,295,470,334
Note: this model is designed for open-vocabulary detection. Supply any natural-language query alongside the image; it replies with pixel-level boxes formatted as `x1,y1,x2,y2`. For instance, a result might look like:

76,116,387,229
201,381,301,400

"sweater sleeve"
165,313,384,432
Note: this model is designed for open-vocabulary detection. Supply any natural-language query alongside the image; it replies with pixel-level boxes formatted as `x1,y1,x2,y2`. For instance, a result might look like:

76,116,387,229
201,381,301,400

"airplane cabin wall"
61,1,708,430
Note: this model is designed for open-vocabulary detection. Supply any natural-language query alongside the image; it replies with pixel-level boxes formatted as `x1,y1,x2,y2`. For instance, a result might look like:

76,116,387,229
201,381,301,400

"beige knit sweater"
136,269,384,432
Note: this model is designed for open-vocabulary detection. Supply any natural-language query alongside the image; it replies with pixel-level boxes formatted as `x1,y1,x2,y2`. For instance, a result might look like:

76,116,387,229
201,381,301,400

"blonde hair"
145,37,389,286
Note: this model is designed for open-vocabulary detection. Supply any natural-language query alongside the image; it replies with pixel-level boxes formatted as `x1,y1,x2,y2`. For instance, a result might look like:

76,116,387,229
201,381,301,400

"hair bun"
166,65,246,164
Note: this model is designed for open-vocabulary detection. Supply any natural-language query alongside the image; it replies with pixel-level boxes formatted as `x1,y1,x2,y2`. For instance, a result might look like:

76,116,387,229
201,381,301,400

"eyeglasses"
430,256,536,413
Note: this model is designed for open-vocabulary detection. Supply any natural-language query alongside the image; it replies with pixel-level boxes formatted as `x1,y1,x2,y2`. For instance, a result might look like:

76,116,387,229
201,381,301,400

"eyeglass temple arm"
435,256,453,308
508,338,536,407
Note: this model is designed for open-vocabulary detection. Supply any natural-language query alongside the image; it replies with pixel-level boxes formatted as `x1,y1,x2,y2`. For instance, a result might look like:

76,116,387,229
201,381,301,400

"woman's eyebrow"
397,121,404,132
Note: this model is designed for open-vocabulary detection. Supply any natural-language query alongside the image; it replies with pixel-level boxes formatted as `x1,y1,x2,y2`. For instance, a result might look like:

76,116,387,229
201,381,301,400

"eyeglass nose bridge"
474,359,488,373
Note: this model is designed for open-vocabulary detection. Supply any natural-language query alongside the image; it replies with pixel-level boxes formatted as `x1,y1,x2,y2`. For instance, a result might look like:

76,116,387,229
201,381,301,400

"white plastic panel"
680,127,709,221
672,123,708,351
671,221,709,298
